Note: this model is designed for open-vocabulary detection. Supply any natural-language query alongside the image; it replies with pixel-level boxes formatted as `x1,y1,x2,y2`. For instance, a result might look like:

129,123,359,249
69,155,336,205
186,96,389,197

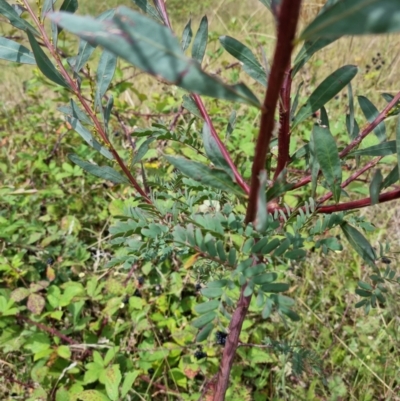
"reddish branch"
211,2,302,400
16,314,77,345
191,95,250,194
317,187,400,214
274,67,292,180
292,90,400,190
22,0,151,203
245,0,302,223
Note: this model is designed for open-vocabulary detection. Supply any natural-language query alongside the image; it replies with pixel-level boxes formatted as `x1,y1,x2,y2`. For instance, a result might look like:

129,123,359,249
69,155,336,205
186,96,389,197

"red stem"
212,2,302,400
274,67,292,180
22,0,151,203
192,94,250,194
292,90,400,190
245,0,302,223
318,187,400,213
317,156,382,204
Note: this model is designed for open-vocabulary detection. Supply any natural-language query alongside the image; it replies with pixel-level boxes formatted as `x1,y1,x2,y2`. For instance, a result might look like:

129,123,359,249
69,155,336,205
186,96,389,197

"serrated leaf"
100,365,121,401
312,124,342,203
358,95,386,141
27,30,69,89
0,37,36,64
181,19,193,51
50,8,260,107
27,293,46,314
68,154,129,184
196,321,214,342
76,390,110,401
192,16,208,64
194,300,220,314
66,116,113,159
164,155,245,196
340,221,376,265
192,311,216,328
293,65,357,128
300,0,400,40
11,287,31,302
369,169,383,205
219,35,267,87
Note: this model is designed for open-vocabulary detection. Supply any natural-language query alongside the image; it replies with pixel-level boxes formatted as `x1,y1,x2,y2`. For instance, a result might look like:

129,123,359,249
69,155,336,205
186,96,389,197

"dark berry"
194,350,207,360
366,64,370,69
195,283,202,291
134,289,142,297
147,368,155,375
382,60,385,65
377,52,381,57
334,95,339,100
138,276,145,285
215,331,228,346
123,296,130,304
381,257,391,264
46,258,54,266
376,65,381,70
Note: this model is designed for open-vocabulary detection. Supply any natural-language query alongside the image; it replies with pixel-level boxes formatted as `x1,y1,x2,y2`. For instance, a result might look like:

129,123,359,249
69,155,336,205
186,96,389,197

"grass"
1,1,400,400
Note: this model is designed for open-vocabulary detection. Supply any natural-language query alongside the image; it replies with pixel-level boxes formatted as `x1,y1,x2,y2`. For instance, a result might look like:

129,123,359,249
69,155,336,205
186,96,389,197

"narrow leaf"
358,96,386,141
346,82,356,139
132,137,156,165
0,0,39,34
192,16,208,64
182,94,202,119
369,169,383,205
261,283,289,293
181,19,192,52
202,122,233,177
27,30,69,89
191,311,216,328
300,0,400,40
381,164,399,189
95,50,117,109
219,35,267,87
312,124,342,203
0,37,36,64
42,0,57,19
66,116,113,160
131,0,163,23
350,140,396,157
293,65,358,128
50,9,260,107
68,9,115,73
196,322,214,342
290,82,303,120
194,300,220,314
121,371,139,398
340,221,376,265
164,155,245,196
320,106,329,128
68,154,129,184
58,99,94,126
